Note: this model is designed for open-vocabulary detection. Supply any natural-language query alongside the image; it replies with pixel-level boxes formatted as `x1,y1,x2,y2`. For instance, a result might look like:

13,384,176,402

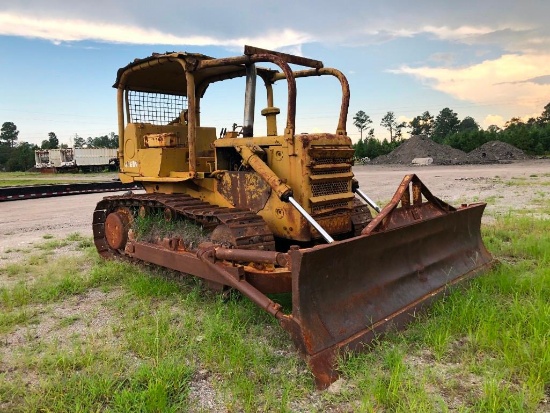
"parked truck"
35,148,118,172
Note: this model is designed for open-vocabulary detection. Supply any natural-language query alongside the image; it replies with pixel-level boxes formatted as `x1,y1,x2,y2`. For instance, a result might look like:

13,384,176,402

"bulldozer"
93,45,492,388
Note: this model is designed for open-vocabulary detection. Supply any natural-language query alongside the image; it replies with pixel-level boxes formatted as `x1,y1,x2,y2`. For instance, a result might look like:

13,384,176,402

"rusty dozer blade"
281,174,493,388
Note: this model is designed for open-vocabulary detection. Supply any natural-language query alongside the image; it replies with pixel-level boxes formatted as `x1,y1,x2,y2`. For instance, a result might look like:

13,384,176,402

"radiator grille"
312,180,349,197
312,201,349,213
314,157,351,165
311,168,350,175
309,146,354,225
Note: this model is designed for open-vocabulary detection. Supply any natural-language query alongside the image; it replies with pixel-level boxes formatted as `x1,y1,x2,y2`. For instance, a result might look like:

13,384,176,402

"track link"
350,198,373,236
93,193,275,259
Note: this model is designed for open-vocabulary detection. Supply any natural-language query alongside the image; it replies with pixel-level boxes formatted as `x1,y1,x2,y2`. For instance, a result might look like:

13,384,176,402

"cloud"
391,54,550,116
418,25,548,52
482,114,506,129
496,75,550,86
429,52,456,65
420,25,495,41
354,23,542,50
341,25,497,47
525,75,550,85
0,12,311,49
2,2,549,53
472,28,550,53
397,115,412,124
482,111,543,129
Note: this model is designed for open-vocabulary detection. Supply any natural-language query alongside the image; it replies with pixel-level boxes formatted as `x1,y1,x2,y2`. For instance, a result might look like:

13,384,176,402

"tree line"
0,122,118,171
353,103,550,160
3,103,550,171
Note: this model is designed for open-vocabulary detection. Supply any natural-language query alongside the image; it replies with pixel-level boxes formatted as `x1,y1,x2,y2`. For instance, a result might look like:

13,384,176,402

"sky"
1,0,549,146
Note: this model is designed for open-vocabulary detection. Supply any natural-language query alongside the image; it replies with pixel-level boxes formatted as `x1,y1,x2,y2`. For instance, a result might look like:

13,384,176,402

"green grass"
0,171,116,187
0,212,549,411
133,212,210,250
482,194,504,204
504,178,550,187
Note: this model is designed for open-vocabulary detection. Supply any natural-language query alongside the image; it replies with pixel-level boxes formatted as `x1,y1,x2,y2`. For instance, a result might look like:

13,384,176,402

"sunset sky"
1,0,549,146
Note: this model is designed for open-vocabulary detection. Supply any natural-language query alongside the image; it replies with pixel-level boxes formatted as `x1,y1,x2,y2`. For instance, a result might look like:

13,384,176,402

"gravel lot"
1,159,548,254
355,159,549,219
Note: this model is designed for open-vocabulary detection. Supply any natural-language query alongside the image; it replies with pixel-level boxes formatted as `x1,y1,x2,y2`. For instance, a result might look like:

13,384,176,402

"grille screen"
312,202,349,213
312,180,349,197
311,168,350,175
128,91,188,125
309,148,353,217
314,157,352,165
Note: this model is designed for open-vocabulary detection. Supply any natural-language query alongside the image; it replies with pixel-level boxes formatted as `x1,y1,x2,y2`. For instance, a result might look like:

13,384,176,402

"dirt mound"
371,135,468,165
466,141,528,163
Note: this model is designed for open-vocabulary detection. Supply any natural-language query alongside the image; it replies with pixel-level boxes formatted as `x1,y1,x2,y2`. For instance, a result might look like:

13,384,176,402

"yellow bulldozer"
94,46,492,388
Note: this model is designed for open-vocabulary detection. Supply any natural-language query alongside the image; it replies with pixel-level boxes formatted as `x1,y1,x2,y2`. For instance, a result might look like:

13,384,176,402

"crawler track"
93,193,276,259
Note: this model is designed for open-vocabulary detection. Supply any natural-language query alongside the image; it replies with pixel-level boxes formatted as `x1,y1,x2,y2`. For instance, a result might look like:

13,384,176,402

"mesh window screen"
128,91,188,124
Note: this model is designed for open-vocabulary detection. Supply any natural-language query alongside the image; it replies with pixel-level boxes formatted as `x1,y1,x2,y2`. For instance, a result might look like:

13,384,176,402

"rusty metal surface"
308,146,355,160
105,211,130,250
238,145,293,201
244,45,323,69
273,68,350,134
92,193,276,261
310,212,351,238
94,193,291,296
217,171,271,212
128,240,290,308
284,201,492,388
130,241,220,282
213,248,289,267
301,139,357,238
93,208,111,259
363,174,455,235
243,269,292,294
198,247,284,317
350,199,372,236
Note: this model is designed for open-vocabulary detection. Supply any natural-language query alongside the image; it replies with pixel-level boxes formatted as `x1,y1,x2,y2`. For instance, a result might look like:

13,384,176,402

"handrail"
272,68,350,135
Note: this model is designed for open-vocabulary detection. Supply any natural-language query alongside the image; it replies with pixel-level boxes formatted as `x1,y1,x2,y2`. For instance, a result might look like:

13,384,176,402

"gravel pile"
466,141,528,163
371,135,468,165
370,136,528,165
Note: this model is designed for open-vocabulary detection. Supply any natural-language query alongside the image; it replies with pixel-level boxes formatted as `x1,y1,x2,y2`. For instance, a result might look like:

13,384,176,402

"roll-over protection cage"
113,45,351,177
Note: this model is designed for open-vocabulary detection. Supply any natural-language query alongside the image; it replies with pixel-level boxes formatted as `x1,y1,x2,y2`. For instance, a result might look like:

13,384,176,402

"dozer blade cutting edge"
279,174,493,388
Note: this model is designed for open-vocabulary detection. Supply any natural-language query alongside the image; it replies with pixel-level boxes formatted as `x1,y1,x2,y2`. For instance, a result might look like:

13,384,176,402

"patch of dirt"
371,136,528,165
0,191,143,255
371,135,468,165
466,140,528,163
188,370,227,412
0,242,88,281
0,288,124,383
405,347,484,411
353,159,550,222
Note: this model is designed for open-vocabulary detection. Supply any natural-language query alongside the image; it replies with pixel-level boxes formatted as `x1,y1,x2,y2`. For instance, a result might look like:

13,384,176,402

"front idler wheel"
105,211,131,250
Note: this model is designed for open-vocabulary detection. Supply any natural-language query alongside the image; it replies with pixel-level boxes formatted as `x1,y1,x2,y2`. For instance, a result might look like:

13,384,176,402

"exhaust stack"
243,63,256,137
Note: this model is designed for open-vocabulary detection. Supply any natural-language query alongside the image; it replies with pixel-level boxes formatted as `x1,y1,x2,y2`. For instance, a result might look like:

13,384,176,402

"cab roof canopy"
113,51,279,97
